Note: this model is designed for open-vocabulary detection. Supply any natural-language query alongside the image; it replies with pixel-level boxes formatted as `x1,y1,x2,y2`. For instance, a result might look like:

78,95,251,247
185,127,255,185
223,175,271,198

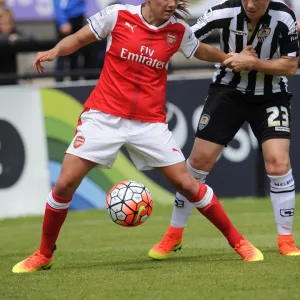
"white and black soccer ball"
106,180,153,227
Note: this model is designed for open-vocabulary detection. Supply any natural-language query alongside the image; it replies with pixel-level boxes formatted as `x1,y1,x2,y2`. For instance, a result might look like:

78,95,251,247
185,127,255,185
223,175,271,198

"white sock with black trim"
170,160,209,228
268,169,295,235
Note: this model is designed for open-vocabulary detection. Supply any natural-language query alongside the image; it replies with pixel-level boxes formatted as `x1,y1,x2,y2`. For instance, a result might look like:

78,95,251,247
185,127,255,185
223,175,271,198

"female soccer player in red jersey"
12,0,263,273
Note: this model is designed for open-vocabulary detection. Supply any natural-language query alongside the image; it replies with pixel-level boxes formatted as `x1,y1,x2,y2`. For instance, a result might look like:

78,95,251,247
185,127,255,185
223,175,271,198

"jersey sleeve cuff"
186,40,200,59
87,18,103,40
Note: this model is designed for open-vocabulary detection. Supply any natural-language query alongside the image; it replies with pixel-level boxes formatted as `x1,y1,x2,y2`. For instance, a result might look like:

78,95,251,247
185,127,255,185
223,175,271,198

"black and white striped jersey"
192,0,299,95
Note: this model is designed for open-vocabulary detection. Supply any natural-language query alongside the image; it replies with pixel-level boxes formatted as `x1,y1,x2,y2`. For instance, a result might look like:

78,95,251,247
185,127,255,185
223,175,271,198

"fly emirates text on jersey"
120,45,166,70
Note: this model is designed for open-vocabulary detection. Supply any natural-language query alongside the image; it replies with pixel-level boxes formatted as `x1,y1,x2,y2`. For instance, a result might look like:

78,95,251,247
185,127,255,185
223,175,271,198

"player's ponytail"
174,0,190,20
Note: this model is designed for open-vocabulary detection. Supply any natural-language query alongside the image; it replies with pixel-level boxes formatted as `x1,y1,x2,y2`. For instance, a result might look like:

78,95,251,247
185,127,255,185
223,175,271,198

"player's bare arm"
250,56,298,76
297,20,300,34
32,25,97,73
194,43,258,65
222,55,298,76
193,43,231,63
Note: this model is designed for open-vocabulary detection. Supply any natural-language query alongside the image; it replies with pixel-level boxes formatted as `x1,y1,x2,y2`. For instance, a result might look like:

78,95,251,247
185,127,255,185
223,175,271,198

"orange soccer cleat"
12,245,56,274
278,235,300,256
148,226,183,260
234,240,264,262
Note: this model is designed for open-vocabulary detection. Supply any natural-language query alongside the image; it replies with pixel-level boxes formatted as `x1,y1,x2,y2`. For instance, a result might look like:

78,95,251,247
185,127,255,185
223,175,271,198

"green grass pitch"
1,197,300,300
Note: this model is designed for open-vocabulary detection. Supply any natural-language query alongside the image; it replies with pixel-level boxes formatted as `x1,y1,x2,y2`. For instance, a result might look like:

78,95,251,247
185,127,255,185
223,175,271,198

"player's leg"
249,92,299,255
262,139,299,255
170,84,244,232
12,110,125,273
159,139,221,256
126,117,263,261
153,162,263,261
12,154,97,273
151,84,254,259
170,138,222,229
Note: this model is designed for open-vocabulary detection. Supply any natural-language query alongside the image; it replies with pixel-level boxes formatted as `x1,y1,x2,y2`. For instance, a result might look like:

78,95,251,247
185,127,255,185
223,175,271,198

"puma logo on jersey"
125,22,137,32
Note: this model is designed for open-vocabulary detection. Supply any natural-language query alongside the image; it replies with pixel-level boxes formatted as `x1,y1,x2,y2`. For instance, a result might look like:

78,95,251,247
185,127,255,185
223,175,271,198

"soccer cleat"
278,235,300,256
12,245,56,273
148,226,183,260
234,240,264,262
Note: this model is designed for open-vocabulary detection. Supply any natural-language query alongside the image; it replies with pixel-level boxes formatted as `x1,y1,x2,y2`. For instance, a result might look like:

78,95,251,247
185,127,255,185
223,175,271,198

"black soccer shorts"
195,83,292,146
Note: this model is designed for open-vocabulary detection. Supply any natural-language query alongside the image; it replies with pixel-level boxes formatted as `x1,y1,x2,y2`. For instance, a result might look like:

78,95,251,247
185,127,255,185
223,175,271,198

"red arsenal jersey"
85,4,199,123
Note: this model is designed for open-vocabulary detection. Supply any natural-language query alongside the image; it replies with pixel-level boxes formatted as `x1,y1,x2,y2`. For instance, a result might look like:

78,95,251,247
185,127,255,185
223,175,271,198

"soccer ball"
106,180,153,227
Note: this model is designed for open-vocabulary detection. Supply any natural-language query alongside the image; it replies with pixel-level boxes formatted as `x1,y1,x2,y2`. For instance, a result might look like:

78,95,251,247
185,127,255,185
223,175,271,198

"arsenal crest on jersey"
166,33,177,47
257,27,271,43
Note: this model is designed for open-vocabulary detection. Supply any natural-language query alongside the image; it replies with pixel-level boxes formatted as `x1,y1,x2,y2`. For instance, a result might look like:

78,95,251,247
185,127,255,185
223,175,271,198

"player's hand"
241,45,258,57
60,23,72,36
226,46,257,59
32,49,58,73
222,54,256,72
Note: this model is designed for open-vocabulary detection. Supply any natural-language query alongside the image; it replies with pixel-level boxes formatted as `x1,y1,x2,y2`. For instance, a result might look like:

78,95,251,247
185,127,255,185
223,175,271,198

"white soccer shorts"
66,109,185,170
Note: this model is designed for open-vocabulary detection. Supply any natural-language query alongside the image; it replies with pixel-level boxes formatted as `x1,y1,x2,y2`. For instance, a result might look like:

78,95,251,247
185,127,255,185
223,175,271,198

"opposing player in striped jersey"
12,0,263,274
149,0,300,260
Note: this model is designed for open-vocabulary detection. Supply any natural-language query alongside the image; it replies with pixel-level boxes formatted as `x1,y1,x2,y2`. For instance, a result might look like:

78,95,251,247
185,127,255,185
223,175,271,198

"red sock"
188,183,208,203
189,184,244,247
39,191,70,258
198,194,243,247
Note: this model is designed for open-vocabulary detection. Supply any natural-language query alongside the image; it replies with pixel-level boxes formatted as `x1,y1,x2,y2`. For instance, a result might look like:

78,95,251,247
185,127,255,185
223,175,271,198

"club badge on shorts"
73,135,85,148
166,33,177,47
198,114,210,130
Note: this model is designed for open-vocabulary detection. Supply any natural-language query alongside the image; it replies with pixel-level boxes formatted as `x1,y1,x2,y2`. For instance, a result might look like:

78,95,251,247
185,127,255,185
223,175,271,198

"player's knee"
53,178,77,199
188,154,214,171
186,159,208,183
174,174,198,197
265,156,290,176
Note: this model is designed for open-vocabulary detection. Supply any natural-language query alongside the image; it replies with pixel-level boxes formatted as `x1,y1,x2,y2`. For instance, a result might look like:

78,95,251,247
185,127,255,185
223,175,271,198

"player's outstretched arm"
32,25,97,73
193,43,257,64
297,20,300,34
193,42,230,63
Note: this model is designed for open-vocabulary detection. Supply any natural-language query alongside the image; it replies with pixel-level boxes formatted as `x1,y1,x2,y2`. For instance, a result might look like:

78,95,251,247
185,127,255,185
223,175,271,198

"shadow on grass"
4,247,281,275
55,252,240,272
56,246,287,271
